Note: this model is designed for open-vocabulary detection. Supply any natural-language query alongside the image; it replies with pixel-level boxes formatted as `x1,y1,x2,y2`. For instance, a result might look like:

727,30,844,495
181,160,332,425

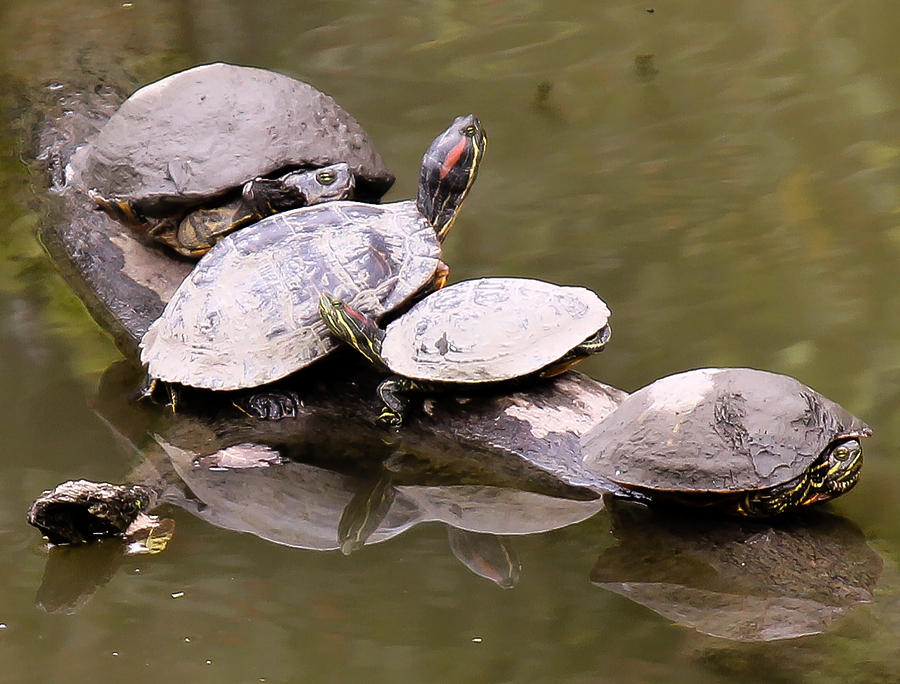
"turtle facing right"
139,114,486,394
66,62,392,255
318,277,612,426
581,368,871,517
164,163,355,258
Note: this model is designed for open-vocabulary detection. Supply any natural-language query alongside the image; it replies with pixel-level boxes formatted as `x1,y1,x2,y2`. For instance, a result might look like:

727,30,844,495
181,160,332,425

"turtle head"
318,293,385,366
737,435,865,517
294,163,355,204
819,437,864,497
241,163,355,216
416,114,487,241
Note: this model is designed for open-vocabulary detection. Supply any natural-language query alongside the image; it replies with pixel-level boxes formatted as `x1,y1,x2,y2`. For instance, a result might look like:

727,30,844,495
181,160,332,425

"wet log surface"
35,81,192,356
27,479,155,545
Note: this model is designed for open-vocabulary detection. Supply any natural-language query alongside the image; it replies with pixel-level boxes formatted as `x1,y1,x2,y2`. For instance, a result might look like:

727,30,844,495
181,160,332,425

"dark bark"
27,480,156,544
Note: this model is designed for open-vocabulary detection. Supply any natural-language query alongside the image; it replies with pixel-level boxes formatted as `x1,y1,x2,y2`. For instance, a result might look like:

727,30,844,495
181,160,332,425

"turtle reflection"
33,362,621,610
590,503,882,642
152,428,603,588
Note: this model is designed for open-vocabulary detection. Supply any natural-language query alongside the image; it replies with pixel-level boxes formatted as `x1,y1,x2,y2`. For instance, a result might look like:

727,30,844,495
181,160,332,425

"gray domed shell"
140,200,440,390
66,63,394,212
581,368,872,493
380,277,611,383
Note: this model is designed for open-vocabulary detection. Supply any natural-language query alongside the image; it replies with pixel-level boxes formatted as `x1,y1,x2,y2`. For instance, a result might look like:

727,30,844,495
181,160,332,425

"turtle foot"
135,376,157,402
235,391,302,420
135,377,180,411
376,409,404,428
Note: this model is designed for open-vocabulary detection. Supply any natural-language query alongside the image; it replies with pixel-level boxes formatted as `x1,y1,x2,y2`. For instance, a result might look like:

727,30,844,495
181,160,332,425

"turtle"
139,113,486,396
164,162,355,258
65,63,394,254
318,277,612,426
580,368,872,518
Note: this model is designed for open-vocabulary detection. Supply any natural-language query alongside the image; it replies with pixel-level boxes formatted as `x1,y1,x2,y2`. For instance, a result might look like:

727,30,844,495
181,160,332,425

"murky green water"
1,1,899,681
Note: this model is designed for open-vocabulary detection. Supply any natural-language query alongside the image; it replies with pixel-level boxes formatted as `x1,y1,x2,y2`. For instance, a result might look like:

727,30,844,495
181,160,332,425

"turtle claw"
235,391,302,420
376,409,404,428
375,377,413,427
135,376,179,411
136,376,158,402
166,387,179,413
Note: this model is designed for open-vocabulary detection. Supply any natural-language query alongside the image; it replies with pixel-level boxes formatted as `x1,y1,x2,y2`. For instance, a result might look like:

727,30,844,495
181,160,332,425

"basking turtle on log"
139,114,486,397
65,63,394,256
164,163,354,258
582,368,871,517
318,277,611,425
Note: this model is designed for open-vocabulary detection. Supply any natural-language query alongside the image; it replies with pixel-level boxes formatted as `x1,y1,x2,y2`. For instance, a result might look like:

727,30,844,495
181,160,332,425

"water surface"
1,1,898,681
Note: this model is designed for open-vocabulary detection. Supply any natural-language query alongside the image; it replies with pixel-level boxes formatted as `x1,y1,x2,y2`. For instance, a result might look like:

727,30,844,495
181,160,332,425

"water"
1,1,899,681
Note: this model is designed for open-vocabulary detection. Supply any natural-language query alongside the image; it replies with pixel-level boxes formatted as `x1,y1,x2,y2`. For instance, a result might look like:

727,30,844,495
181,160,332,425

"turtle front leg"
136,375,158,402
145,216,209,258
376,376,442,426
174,203,250,258
420,261,451,296
233,391,303,420
89,190,148,227
136,375,180,412
376,377,412,426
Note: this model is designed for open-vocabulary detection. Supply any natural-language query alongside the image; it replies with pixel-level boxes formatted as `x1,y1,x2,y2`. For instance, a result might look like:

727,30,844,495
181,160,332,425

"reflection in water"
338,472,398,555
447,528,521,589
590,503,883,642
32,361,617,611
152,426,606,559
4,1,900,680
36,540,125,615
35,513,175,616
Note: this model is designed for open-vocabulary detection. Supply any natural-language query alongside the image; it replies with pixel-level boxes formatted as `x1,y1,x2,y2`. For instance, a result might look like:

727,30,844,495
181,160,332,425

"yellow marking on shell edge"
116,200,142,224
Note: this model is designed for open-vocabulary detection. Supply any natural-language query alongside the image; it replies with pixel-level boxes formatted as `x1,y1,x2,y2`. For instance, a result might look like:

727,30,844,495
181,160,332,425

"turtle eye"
316,170,336,185
462,124,478,136
833,447,850,461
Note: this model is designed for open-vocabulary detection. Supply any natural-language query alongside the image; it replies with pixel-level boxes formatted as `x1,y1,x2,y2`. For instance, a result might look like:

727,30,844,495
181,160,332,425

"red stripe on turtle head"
345,305,369,327
440,136,468,180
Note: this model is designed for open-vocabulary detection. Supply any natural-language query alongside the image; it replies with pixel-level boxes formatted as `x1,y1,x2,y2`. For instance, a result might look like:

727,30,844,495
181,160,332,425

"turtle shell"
581,368,872,493
140,201,440,390
380,277,611,383
66,63,393,213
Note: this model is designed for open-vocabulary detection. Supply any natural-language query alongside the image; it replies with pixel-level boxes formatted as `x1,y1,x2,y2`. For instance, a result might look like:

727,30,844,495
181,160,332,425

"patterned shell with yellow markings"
380,277,611,383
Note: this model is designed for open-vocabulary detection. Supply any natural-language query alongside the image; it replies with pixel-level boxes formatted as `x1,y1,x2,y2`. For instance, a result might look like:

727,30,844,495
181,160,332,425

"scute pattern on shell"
380,278,611,383
66,63,391,210
581,368,871,492
141,201,439,390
